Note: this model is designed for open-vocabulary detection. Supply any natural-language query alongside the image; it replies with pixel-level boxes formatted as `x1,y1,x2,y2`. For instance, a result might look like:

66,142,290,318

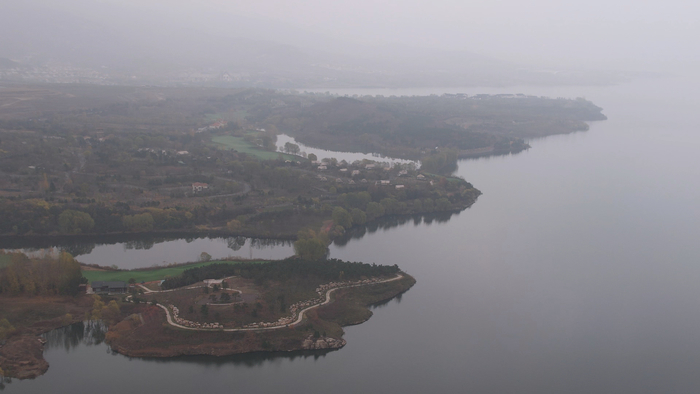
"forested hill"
276,93,606,159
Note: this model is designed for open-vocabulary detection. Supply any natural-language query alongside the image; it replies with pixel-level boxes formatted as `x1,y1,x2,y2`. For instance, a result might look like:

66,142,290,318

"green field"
204,110,248,123
211,135,298,161
82,260,268,283
0,253,12,268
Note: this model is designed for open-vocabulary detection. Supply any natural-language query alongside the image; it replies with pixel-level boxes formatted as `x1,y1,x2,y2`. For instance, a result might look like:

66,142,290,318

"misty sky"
98,0,698,71
6,0,699,73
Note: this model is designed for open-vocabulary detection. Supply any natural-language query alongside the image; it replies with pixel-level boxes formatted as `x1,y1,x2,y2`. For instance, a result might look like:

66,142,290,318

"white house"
192,182,209,193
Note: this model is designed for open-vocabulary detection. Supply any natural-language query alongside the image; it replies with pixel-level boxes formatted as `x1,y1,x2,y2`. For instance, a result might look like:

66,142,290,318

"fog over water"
7,77,700,393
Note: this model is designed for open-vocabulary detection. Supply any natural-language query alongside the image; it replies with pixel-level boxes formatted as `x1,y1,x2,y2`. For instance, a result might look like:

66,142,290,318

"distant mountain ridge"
0,1,628,88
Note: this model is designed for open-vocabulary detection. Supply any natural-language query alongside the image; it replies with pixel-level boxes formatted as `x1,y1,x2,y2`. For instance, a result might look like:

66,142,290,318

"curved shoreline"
154,273,404,332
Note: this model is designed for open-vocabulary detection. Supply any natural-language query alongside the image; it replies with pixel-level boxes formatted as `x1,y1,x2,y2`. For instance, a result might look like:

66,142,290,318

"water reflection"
333,211,460,247
0,235,295,269
43,321,107,352
139,349,339,369
368,289,406,310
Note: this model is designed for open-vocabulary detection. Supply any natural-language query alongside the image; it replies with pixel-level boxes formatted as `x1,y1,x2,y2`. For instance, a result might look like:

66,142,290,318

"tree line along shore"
0,84,604,245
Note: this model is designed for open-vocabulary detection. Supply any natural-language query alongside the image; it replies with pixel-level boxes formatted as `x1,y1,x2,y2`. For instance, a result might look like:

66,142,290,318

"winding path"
153,273,405,332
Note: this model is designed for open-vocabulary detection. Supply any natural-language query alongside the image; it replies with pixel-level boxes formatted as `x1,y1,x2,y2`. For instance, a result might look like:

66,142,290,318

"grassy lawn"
211,135,298,161
0,253,12,268
82,260,268,283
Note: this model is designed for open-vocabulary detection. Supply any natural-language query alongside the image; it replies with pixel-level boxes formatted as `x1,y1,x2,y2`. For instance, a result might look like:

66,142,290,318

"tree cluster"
161,257,399,290
0,251,87,296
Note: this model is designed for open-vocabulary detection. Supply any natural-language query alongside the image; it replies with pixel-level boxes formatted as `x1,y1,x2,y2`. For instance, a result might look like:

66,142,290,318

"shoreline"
0,205,477,251
1,273,415,378
107,273,416,359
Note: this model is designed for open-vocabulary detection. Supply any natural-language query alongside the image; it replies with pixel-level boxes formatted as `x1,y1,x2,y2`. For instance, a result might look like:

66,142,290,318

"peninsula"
0,252,415,378
0,84,605,245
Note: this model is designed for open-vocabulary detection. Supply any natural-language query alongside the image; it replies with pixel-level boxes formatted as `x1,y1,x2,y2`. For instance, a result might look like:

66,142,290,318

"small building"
351,170,361,176
203,279,224,287
417,174,426,179
91,281,128,294
395,185,405,189
192,182,209,193
318,165,327,171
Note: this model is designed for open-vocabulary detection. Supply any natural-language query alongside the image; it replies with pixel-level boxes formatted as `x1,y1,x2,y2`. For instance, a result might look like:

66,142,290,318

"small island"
0,252,415,379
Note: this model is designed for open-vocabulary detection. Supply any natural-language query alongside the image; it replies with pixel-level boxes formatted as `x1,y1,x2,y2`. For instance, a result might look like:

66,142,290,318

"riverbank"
0,196,478,251
0,295,93,379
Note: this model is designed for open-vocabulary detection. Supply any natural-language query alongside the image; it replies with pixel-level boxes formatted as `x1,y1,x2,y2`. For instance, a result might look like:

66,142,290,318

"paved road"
154,273,405,332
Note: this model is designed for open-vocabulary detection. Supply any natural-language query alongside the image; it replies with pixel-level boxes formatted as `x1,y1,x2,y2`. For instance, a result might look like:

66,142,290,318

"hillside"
277,94,606,159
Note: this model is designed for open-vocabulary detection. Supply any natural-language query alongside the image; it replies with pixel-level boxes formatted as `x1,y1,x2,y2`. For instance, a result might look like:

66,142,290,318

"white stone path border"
150,272,405,332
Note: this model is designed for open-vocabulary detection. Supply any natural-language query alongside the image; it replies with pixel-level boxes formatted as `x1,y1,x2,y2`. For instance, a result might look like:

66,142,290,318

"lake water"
2,236,295,269
6,76,700,393
275,133,417,166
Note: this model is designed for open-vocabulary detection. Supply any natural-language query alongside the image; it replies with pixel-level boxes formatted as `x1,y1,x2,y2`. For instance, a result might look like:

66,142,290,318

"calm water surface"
276,133,416,166
6,77,700,393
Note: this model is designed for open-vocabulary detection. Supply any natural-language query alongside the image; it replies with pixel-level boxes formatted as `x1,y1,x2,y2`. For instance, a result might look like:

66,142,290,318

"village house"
192,182,209,193
203,279,224,287
91,281,128,294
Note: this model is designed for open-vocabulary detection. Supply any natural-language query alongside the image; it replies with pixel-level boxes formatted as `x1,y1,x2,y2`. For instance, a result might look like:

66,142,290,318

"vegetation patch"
106,258,414,358
212,135,297,161
81,259,268,283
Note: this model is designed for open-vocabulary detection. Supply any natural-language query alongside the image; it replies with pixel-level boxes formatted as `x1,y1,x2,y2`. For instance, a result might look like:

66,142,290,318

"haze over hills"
0,1,632,88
